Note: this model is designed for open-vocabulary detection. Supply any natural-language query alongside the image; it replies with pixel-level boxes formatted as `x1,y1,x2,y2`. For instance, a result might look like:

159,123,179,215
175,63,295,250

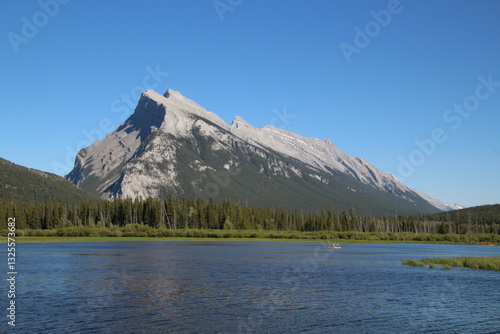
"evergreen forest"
1,196,499,243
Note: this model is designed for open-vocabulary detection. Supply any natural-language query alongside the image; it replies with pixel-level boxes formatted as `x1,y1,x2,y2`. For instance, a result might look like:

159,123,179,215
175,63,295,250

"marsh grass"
403,257,500,271
402,259,426,267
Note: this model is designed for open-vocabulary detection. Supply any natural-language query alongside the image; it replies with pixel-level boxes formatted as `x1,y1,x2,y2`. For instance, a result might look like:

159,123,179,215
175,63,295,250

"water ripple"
14,241,500,333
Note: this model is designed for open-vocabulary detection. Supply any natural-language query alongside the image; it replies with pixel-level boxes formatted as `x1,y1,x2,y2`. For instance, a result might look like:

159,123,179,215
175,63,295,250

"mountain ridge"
412,188,464,212
66,88,443,215
0,157,95,204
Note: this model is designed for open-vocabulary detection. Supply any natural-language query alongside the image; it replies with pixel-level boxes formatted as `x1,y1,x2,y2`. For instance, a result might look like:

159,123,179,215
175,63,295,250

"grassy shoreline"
5,236,474,244
403,257,500,271
8,236,319,243
4,235,500,245
2,227,499,244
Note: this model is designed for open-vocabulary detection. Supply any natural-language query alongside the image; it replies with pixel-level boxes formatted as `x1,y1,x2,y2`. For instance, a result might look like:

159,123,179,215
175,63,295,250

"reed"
402,259,426,267
403,257,500,271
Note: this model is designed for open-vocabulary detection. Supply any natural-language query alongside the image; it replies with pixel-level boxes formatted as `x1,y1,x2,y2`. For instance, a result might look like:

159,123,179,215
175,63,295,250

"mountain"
0,157,95,204
412,189,464,211
428,204,500,226
66,89,441,215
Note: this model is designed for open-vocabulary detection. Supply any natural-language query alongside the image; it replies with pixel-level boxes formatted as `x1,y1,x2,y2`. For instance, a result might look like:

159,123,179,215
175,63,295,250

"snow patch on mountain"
412,189,464,211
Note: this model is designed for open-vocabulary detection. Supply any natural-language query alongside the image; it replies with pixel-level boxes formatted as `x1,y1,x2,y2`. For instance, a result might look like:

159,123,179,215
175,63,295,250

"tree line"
1,197,498,235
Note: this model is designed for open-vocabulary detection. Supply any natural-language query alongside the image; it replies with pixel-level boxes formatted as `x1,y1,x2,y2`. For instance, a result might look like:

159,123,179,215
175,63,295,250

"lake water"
11,241,500,333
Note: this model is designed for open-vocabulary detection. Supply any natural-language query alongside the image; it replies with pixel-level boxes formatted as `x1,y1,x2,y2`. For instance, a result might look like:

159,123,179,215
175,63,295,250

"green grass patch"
402,259,426,267
403,256,500,271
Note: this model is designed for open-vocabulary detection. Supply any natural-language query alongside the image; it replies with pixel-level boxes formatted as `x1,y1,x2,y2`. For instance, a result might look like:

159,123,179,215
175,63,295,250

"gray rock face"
67,89,444,214
412,189,464,211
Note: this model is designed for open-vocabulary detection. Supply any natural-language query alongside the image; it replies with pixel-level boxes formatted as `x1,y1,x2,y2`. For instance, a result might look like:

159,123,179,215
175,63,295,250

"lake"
12,241,500,333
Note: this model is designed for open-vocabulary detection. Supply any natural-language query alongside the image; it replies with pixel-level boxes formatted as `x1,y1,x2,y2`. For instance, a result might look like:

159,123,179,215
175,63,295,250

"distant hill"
0,158,95,204
429,204,500,225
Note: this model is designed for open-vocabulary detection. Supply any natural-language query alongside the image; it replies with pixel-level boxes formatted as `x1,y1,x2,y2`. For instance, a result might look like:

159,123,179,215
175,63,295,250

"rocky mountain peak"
163,88,175,98
128,90,167,132
231,116,251,128
161,88,206,115
66,88,445,214
323,138,335,147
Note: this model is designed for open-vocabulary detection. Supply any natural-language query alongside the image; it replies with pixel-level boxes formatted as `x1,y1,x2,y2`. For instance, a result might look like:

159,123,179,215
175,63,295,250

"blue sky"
1,0,499,208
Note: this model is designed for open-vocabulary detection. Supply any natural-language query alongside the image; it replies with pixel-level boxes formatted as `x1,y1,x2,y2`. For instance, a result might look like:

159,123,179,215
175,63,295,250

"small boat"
481,244,495,246
327,243,341,249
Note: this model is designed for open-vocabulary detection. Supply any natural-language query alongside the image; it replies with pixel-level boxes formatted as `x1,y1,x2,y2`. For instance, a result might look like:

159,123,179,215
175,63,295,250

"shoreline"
5,236,497,245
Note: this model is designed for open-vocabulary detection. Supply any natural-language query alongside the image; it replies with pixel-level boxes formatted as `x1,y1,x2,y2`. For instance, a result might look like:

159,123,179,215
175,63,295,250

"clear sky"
1,0,499,208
